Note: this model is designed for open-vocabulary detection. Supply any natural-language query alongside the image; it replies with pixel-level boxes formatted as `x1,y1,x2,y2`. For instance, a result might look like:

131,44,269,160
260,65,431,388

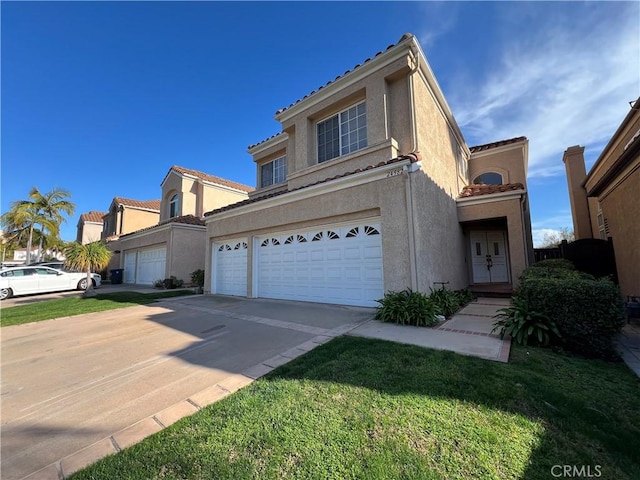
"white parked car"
0,266,102,300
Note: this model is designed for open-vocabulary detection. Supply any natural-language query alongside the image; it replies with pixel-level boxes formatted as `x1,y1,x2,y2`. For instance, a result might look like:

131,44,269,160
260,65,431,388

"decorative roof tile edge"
204,152,421,217
469,136,527,154
168,165,254,193
112,197,162,211
459,183,525,198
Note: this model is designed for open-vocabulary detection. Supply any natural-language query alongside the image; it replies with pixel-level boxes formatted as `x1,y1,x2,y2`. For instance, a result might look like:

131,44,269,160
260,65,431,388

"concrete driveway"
1,295,373,480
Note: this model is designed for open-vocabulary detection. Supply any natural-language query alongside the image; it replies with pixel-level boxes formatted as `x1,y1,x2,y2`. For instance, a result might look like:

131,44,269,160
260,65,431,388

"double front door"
470,231,509,284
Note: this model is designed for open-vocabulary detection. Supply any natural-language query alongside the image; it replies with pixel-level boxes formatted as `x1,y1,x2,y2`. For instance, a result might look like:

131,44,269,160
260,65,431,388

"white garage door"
123,252,137,283
256,221,383,307
213,240,248,296
136,246,166,285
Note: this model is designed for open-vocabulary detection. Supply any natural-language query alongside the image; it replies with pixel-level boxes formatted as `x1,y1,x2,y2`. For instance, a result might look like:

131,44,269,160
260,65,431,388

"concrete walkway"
349,297,512,362
617,321,640,377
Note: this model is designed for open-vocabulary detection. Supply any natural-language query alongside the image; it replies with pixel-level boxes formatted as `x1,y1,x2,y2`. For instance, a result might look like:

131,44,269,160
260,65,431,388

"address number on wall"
386,168,403,178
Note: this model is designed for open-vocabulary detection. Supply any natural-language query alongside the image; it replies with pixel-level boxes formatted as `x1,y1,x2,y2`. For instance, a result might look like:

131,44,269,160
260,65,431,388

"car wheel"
0,288,12,300
77,279,88,291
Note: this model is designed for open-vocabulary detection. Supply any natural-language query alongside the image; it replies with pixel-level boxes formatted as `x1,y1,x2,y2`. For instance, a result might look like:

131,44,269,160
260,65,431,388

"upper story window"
317,101,367,163
169,194,179,218
473,172,503,185
261,156,287,188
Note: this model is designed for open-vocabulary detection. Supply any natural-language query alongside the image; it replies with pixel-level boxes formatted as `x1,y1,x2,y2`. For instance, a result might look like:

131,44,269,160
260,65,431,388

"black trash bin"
110,268,124,284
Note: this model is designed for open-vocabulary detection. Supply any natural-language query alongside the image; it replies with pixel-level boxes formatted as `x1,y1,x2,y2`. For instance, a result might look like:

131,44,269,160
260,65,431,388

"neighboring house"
12,247,64,264
203,33,534,307
76,211,107,244
563,97,640,298
108,166,252,285
101,197,161,240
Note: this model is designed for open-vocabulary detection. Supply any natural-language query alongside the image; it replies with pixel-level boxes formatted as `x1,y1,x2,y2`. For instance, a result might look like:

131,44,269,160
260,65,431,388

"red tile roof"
169,165,254,193
275,33,414,116
113,197,161,211
459,183,525,198
469,137,527,153
118,215,205,239
79,211,107,223
204,152,422,217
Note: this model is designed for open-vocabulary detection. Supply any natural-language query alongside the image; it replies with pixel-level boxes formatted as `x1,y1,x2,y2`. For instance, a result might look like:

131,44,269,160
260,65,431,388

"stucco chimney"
562,145,592,239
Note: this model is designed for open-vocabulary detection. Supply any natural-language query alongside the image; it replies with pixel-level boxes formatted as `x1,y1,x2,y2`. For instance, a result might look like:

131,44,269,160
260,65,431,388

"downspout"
405,43,421,291
408,44,420,153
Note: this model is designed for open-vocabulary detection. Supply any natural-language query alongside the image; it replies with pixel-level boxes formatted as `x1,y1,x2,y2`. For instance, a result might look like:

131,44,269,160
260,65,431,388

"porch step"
469,284,514,299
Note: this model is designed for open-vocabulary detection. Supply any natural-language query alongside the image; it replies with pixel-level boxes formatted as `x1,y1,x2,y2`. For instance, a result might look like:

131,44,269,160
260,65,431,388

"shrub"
492,296,561,346
517,276,625,358
190,269,205,287
530,258,576,270
375,289,439,327
428,288,475,317
520,265,595,282
162,276,184,289
153,279,165,289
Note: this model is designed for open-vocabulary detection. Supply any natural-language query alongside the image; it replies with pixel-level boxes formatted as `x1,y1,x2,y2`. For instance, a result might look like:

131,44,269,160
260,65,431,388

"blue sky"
2,1,638,246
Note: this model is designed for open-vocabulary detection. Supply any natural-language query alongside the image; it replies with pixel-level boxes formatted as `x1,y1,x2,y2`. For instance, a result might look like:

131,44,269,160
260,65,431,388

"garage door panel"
136,247,166,285
213,240,247,296
256,221,383,307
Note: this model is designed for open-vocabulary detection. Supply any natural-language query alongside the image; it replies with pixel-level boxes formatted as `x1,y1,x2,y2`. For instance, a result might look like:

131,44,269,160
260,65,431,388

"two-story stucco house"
203,33,534,307
563,97,640,298
105,165,252,284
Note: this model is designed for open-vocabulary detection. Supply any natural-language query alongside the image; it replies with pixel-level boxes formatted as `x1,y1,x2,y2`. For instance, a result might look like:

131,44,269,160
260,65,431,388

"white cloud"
450,3,640,178
532,228,563,248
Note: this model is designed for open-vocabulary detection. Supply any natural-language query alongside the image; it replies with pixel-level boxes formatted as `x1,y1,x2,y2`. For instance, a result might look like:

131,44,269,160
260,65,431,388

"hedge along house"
203,33,534,307
105,166,252,285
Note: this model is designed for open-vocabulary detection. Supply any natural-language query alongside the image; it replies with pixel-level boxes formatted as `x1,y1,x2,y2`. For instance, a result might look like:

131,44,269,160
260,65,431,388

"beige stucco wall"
162,171,250,218
205,174,412,296
563,146,592,239
599,166,640,298
78,222,103,244
457,195,530,285
411,170,468,290
121,208,160,235
469,143,527,187
412,70,466,199
116,225,206,284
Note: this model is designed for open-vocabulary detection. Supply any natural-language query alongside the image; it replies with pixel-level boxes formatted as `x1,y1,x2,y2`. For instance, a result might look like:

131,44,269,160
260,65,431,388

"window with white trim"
260,156,287,188
317,102,367,163
473,172,503,185
169,194,179,218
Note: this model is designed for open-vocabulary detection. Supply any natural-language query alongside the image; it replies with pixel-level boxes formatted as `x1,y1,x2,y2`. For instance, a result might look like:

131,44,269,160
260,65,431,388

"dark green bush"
162,276,184,289
517,276,625,358
428,288,475,317
530,258,576,270
492,296,561,346
520,266,595,282
375,289,439,327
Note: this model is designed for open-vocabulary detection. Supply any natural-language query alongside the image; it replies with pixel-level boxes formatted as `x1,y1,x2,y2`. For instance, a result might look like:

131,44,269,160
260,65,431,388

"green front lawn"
0,290,194,327
71,338,640,480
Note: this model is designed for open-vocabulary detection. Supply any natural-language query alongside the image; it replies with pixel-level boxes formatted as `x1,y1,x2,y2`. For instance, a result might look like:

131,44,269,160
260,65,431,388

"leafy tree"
64,241,112,297
539,227,574,248
1,187,75,263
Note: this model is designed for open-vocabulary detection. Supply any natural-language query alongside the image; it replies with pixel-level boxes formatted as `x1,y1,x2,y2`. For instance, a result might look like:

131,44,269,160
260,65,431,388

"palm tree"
1,187,75,264
64,241,112,297
31,187,75,261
